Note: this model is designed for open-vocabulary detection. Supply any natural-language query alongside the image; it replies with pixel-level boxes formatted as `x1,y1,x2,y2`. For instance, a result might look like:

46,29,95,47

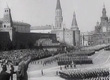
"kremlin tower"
52,0,80,47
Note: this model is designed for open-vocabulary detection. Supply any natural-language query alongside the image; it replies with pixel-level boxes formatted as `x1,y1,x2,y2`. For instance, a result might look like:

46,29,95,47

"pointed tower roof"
71,12,79,30
56,0,61,10
102,4,107,17
71,12,78,27
4,2,9,9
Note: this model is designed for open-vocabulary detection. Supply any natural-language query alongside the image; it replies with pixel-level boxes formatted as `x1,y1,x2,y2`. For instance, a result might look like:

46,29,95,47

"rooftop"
0,18,30,26
31,25,52,30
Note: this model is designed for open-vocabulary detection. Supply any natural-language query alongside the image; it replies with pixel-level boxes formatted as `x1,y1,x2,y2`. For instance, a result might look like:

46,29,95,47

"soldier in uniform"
16,56,31,80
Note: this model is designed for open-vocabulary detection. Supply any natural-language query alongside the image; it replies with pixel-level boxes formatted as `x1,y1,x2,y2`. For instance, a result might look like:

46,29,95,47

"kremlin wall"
0,5,57,50
0,0,81,51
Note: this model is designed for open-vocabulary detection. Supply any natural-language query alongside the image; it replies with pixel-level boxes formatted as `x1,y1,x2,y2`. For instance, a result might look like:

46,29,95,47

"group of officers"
59,68,109,80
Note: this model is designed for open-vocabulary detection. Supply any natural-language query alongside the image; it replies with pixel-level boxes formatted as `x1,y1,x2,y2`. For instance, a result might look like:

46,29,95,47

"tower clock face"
102,26,106,32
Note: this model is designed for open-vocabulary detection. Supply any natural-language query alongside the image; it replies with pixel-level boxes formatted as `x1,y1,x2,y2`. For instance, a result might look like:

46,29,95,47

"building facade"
95,5,110,33
88,5,110,45
81,32,94,46
0,0,81,51
51,0,80,47
0,5,59,51
0,6,30,35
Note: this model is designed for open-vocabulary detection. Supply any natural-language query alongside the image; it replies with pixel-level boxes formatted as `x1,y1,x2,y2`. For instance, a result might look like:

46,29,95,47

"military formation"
43,51,93,66
59,68,109,80
58,45,110,80
57,55,93,65
68,50,95,56
0,44,109,80
81,44,109,51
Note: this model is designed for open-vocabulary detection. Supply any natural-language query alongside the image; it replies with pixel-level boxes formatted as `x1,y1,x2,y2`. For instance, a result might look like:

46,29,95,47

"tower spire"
102,4,106,17
56,0,61,10
103,3,105,8
71,12,78,28
54,0,63,29
101,4,108,22
6,2,9,8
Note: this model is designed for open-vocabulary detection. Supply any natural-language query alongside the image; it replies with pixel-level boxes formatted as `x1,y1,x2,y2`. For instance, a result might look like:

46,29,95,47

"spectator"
10,64,15,80
16,56,31,80
0,65,11,80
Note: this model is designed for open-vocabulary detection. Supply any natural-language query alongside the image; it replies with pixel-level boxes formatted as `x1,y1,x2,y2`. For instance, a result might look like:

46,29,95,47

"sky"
0,0,110,32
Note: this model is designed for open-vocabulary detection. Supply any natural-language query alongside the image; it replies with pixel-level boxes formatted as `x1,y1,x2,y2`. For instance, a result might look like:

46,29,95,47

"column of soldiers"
81,44,109,51
42,53,93,66
68,50,95,56
57,55,93,65
59,68,109,80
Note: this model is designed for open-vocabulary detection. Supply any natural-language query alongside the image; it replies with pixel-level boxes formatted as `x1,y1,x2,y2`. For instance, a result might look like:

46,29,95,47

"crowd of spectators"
0,49,57,66
0,49,58,80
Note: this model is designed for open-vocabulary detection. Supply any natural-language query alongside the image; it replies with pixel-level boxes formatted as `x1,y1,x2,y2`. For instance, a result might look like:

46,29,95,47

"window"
102,26,106,32
4,25,6,28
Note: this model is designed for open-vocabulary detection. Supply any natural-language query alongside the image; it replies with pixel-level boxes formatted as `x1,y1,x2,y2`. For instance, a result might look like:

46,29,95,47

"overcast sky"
0,0,110,32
